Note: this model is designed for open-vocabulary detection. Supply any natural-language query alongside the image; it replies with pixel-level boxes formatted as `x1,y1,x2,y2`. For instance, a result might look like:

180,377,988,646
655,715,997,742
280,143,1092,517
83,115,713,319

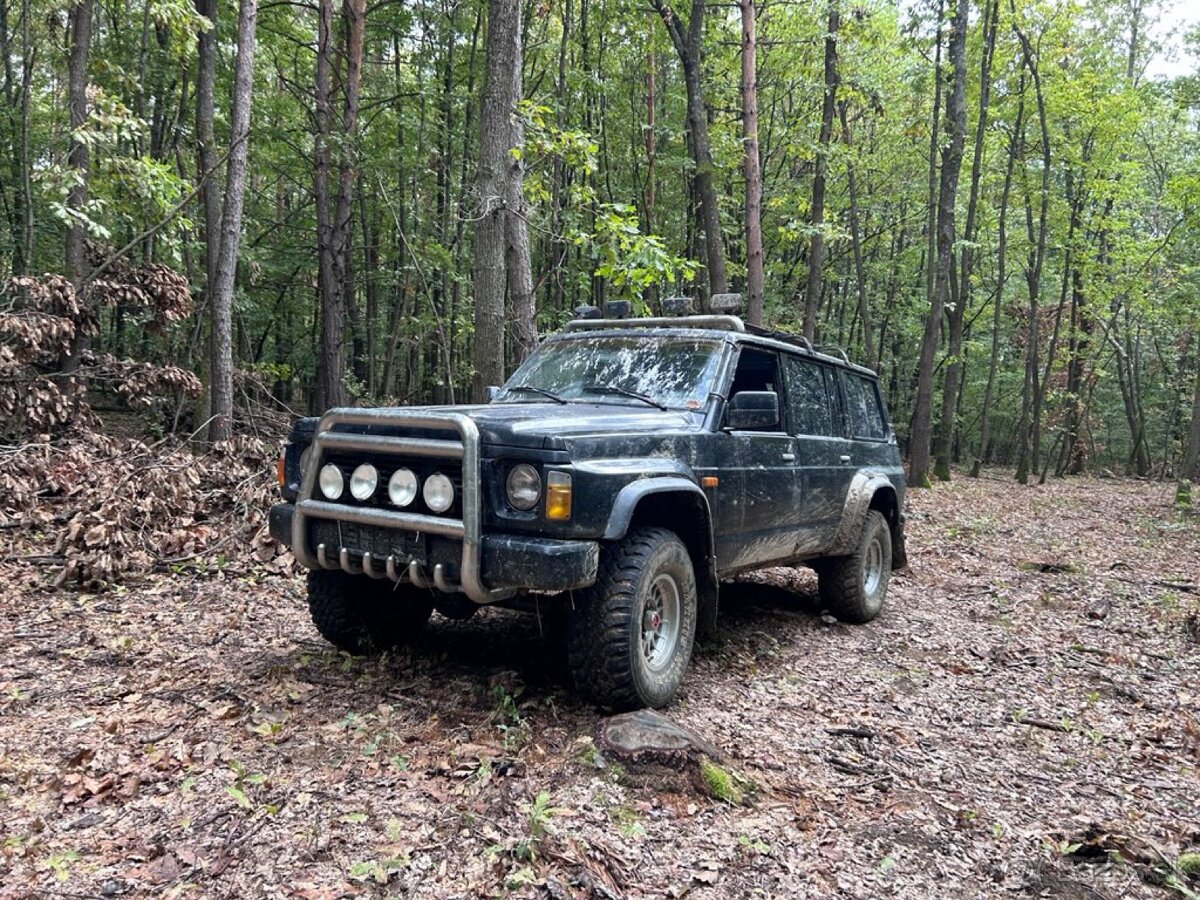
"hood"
440,402,702,450
319,402,704,451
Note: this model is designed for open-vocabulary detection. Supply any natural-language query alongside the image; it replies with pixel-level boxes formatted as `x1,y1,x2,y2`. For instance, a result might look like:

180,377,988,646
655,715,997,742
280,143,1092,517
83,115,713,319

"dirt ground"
2,471,1198,899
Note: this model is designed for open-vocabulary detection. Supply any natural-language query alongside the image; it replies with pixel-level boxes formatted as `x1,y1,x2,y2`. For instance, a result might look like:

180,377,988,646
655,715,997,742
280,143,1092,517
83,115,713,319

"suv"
269,310,906,710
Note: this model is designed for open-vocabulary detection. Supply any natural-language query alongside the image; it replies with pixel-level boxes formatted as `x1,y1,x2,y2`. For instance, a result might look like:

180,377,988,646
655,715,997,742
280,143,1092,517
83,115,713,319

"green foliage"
0,0,1198,474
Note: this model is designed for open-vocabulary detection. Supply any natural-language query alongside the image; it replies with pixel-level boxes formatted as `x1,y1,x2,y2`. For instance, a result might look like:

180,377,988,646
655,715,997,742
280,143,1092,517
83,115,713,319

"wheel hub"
641,573,682,672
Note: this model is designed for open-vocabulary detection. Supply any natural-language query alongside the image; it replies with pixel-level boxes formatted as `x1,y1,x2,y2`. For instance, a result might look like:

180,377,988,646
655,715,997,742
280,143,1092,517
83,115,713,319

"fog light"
545,471,572,520
350,463,379,500
318,464,344,500
388,468,418,506
423,472,454,513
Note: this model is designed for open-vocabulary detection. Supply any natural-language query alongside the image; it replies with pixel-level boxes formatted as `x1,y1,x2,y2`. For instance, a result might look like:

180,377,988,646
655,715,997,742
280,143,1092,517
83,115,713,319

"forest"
2,0,1200,897
0,0,1199,486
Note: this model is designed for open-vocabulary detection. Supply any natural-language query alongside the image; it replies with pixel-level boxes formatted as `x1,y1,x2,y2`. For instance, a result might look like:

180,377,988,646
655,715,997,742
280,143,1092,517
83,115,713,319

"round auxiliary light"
349,463,379,500
388,468,418,507
423,472,455,513
506,463,541,511
318,464,344,500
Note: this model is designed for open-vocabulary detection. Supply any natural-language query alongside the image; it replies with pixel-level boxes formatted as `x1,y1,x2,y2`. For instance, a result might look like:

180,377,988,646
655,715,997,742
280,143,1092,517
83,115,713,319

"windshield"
499,335,724,411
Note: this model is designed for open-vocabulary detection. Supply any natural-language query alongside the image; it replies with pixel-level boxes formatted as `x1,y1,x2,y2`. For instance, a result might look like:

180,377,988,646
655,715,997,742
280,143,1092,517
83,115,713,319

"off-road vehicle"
270,302,907,710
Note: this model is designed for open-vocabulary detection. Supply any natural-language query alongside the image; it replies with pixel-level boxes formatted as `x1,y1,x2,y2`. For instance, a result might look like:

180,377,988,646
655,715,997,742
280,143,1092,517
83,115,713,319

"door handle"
839,454,851,463
781,453,796,462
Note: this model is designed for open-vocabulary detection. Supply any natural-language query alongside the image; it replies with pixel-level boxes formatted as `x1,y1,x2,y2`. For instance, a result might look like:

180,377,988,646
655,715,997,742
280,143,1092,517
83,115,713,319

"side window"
843,373,887,440
727,347,783,432
783,356,835,436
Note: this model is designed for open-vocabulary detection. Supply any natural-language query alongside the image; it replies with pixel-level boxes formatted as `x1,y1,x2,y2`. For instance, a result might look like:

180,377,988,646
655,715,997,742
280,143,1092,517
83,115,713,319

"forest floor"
1,470,1199,899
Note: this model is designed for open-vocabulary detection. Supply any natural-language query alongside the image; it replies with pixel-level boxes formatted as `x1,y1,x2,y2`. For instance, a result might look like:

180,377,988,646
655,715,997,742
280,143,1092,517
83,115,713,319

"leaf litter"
0,458,1198,898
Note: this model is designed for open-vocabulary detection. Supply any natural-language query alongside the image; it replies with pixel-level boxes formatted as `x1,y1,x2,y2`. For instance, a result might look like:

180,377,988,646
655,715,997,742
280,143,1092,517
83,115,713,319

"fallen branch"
1017,716,1069,733
826,725,877,740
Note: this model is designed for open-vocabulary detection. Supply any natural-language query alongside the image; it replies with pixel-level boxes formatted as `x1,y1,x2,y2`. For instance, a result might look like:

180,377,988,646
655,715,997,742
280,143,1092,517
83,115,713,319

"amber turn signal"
276,457,286,488
701,476,719,488
545,471,572,520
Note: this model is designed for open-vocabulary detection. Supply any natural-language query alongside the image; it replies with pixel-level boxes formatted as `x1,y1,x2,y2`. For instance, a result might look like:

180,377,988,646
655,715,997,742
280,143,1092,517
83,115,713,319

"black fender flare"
601,477,719,636
827,470,900,558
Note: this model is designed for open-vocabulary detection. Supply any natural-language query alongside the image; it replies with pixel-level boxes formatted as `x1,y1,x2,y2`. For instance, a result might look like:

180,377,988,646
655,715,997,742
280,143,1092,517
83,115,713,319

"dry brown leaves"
0,431,279,585
0,470,1197,899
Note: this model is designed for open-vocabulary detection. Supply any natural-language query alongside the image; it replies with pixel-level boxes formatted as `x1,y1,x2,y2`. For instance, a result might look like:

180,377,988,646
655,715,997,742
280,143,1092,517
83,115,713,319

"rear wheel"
306,570,434,654
817,510,892,623
567,528,697,710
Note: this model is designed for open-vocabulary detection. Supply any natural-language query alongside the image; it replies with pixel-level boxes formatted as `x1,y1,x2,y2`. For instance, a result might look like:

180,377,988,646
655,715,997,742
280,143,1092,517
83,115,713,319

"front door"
714,346,803,571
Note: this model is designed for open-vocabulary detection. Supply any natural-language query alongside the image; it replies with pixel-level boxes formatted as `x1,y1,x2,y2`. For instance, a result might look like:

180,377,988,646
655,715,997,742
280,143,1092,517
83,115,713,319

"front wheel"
818,510,892,623
567,528,698,711
306,570,434,654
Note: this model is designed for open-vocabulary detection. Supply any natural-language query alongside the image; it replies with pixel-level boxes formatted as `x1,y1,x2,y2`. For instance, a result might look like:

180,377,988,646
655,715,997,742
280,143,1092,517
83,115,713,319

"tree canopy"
2,0,1199,480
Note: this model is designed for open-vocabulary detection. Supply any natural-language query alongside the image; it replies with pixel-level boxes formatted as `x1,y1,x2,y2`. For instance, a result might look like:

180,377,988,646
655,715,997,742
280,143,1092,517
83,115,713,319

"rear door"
782,354,851,553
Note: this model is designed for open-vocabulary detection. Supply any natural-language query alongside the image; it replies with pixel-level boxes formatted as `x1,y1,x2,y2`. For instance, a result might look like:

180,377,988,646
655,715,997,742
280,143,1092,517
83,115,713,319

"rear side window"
843,373,887,440
783,356,836,436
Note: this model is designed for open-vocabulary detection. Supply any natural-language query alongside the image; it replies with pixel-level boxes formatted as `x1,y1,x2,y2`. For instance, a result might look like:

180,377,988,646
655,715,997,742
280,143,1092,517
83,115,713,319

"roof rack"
815,344,850,364
744,322,814,353
563,315,746,333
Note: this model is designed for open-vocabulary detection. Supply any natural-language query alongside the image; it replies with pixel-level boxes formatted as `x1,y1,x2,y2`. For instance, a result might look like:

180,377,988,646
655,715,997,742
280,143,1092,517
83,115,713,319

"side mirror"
485,385,502,402
726,391,780,431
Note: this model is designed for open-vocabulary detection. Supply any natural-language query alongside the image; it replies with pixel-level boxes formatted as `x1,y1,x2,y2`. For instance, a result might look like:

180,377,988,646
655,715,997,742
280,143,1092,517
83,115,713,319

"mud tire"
306,570,434,654
567,528,697,711
817,510,892,624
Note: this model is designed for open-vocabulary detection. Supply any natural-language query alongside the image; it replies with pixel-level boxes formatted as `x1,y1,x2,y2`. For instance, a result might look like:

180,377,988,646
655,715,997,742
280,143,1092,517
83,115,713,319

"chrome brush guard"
292,408,514,604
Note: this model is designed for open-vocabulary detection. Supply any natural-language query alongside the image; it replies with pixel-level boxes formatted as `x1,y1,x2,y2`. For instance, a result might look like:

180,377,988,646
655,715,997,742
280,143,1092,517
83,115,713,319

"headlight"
388,468,418,506
349,463,379,500
318,464,344,500
506,463,541,510
299,445,313,476
423,472,454,513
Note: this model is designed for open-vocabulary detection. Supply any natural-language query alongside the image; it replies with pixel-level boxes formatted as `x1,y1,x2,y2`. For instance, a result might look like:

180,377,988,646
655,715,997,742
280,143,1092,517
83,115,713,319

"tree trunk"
838,100,874,368
1013,24,1051,485
908,0,966,488
473,0,532,399
923,0,943,322
740,0,763,326
336,0,366,384
192,0,218,432
1184,350,1200,481
652,0,726,302
803,2,838,341
61,0,93,375
314,0,342,410
205,0,256,444
935,0,997,481
973,93,1020,477
314,0,365,409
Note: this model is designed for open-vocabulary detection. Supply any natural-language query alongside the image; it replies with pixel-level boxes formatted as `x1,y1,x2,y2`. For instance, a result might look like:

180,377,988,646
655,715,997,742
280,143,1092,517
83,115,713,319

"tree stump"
596,710,745,801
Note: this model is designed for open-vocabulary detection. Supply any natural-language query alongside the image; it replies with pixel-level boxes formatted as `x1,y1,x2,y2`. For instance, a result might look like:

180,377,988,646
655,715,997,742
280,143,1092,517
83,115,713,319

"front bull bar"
291,408,515,605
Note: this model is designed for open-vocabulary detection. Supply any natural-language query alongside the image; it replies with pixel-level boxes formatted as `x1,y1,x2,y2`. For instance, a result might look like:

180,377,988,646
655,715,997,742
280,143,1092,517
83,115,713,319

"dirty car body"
270,314,907,709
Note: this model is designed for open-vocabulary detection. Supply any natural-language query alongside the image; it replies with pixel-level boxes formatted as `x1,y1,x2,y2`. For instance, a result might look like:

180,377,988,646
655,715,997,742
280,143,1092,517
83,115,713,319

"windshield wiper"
582,384,668,411
504,384,568,404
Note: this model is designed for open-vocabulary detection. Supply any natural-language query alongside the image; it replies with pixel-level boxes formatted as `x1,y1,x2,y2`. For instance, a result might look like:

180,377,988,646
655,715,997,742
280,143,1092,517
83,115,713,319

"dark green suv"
270,310,907,710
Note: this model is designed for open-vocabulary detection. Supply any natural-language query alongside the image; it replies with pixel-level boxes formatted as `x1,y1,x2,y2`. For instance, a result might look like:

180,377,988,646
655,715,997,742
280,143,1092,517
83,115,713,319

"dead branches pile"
1,431,279,587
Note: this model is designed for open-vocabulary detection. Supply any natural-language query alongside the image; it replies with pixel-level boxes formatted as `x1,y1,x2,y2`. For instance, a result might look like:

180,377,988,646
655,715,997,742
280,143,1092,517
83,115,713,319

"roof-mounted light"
711,292,743,314
662,296,693,315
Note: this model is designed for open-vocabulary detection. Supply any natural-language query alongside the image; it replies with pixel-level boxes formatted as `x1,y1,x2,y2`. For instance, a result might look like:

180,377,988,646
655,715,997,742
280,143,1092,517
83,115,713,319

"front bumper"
271,501,598,594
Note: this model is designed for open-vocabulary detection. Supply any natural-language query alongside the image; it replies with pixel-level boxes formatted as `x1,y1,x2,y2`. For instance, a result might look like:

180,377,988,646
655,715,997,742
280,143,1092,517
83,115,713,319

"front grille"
309,520,425,562
321,452,464,518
